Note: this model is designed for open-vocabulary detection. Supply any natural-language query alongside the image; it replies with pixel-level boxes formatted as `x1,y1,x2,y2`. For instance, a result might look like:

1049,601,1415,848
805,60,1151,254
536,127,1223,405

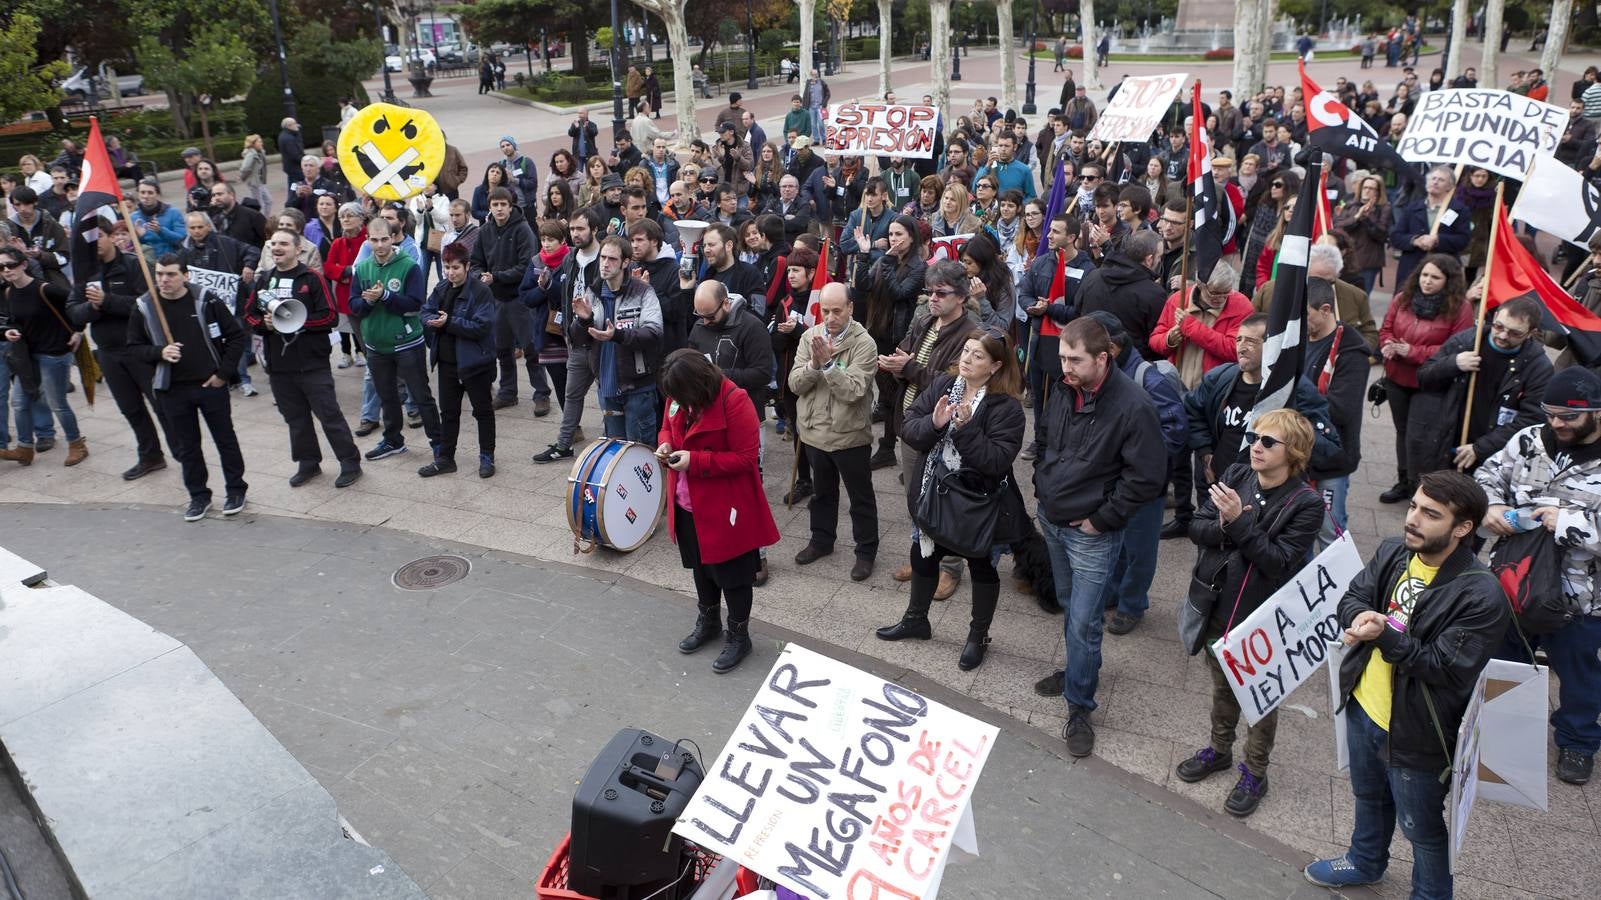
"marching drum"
566,439,667,553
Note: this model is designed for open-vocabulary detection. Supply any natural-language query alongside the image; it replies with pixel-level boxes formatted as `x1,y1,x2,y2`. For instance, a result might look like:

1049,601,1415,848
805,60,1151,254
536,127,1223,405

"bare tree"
997,0,1017,112
1080,0,1100,91
626,0,696,147
1543,0,1574,80
878,0,893,97
1232,0,1270,101
1446,0,1468,82
1481,0,1505,87
929,0,953,128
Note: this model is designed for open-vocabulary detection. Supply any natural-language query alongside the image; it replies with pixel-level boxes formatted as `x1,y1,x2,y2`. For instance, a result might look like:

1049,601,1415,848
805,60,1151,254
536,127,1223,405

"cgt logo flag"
71,118,125,279
803,239,830,327
1300,60,1422,189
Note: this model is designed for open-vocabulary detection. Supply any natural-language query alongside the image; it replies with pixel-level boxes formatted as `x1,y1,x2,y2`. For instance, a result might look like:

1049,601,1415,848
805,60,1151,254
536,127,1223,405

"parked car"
437,45,481,66
384,48,438,72
61,64,144,101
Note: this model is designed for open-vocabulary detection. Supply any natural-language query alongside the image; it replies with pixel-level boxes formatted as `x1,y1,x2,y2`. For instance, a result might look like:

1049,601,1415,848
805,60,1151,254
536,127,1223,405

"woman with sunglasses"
1176,408,1323,817
1239,171,1299,294
878,328,1027,671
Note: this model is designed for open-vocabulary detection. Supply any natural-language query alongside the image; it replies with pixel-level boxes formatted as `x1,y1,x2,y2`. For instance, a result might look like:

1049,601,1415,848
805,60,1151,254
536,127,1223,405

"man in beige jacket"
789,282,880,581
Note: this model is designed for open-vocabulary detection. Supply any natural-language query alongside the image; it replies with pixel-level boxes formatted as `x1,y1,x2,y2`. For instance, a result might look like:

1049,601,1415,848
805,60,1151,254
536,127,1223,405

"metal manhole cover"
393,555,471,590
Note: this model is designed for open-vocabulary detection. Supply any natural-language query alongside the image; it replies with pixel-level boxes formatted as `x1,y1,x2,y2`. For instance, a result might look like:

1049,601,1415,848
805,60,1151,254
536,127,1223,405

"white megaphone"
675,219,709,253
267,296,308,334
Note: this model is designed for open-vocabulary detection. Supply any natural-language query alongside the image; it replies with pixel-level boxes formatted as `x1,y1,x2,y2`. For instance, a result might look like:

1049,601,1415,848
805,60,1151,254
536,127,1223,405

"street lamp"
609,0,626,139
1022,0,1038,114
745,0,759,90
266,0,296,118
375,3,398,104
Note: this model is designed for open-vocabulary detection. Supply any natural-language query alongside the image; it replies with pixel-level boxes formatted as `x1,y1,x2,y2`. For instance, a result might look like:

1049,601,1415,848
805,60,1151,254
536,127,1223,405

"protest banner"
927,233,973,262
822,104,939,159
187,266,242,304
1474,658,1549,811
1448,669,1487,872
1397,89,1568,180
1509,154,1601,249
1086,73,1188,144
674,644,997,900
1210,532,1364,726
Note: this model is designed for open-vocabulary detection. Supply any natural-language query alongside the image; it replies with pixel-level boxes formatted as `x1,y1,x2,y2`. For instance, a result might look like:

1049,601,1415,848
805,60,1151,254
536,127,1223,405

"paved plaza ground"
5,39,1600,899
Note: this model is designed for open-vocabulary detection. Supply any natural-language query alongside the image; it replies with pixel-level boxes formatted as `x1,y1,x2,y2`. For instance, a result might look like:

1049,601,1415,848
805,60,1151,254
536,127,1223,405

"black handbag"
915,461,1007,560
1180,546,1232,656
1490,528,1574,635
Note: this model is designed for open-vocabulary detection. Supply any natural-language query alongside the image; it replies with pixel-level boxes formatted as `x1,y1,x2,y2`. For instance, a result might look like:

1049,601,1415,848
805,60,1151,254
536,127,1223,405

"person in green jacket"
349,217,442,464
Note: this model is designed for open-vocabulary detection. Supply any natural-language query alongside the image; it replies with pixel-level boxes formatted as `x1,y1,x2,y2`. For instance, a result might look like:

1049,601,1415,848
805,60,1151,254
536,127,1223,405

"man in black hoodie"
689,280,773,419
468,187,539,412
1303,278,1370,546
1074,230,1167,361
531,208,603,463
68,222,169,480
208,182,267,248
626,219,684,350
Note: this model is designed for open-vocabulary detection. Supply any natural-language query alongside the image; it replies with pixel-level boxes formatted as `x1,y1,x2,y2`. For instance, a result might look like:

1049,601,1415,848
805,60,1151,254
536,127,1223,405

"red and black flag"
1487,203,1601,366
1299,60,1422,189
1247,159,1319,431
71,118,126,278
1186,80,1223,282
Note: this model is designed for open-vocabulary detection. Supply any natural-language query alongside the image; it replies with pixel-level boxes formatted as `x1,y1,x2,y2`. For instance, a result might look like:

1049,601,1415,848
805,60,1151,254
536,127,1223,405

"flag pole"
1427,162,1467,239
1178,195,1193,297
116,202,174,346
1459,181,1504,449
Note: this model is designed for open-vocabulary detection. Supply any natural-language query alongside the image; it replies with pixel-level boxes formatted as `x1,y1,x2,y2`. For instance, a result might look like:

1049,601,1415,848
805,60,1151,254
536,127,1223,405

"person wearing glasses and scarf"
876,327,1026,671
1176,408,1323,818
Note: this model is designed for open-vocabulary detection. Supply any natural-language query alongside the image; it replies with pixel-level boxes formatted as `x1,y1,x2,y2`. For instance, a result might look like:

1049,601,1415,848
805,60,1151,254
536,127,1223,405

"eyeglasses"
1160,218,1187,227
1245,432,1283,450
1081,175,1101,182
1545,408,1588,423
0,262,21,271
930,287,963,299
1490,321,1531,340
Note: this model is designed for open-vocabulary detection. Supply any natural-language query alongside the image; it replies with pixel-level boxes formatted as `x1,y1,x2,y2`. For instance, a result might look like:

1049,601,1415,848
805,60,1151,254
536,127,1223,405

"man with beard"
683,223,766,318
531,208,604,463
626,219,684,349
208,182,267,248
620,185,680,251
178,211,260,395
1477,367,1601,786
1308,472,1506,899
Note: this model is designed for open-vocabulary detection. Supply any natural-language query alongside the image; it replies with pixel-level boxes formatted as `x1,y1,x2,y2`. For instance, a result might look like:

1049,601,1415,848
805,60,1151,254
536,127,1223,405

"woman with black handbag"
1175,408,1324,818
876,329,1026,671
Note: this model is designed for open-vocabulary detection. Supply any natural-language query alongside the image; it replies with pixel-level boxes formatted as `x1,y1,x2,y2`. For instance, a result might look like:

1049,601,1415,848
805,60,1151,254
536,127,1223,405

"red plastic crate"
536,833,730,900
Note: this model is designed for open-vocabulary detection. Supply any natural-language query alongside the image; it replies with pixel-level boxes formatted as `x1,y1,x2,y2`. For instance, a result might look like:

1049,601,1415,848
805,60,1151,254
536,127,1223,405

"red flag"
804,240,830,326
1299,60,1422,189
1311,166,1333,245
72,118,127,276
1039,249,1066,338
1186,81,1223,281
1487,204,1601,365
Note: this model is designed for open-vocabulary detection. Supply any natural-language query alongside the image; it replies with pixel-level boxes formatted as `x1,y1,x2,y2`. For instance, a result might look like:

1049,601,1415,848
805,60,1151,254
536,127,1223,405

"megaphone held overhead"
675,219,709,251
267,296,307,334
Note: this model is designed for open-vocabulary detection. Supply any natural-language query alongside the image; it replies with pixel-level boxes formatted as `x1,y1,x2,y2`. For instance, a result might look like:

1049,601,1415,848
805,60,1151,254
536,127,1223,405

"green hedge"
0,105,255,173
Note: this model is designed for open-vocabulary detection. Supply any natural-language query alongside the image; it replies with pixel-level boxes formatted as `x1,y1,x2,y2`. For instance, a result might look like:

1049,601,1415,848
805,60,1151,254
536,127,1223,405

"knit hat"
1544,367,1601,412
499,135,517,150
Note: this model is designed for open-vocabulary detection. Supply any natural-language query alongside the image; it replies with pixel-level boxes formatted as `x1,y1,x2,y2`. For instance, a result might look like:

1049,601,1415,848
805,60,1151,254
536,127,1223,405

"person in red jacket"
657,349,781,673
1376,253,1474,504
321,202,368,368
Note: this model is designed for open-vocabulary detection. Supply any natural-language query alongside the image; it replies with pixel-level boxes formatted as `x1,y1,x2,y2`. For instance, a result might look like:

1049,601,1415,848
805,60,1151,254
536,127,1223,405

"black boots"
1379,478,1416,504
679,603,722,654
959,580,1000,671
713,620,752,673
877,571,936,640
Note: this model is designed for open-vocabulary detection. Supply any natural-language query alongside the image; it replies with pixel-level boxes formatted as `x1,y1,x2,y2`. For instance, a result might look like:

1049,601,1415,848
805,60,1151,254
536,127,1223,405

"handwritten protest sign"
1397,89,1568,180
1086,73,1188,144
674,644,996,900
927,233,973,262
187,266,242,305
1210,532,1363,726
822,104,939,159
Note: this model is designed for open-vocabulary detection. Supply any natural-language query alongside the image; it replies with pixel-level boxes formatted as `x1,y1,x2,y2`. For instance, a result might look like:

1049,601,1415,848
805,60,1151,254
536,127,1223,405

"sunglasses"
1245,431,1283,450
0,262,21,271
1545,408,1588,423
1271,182,1285,188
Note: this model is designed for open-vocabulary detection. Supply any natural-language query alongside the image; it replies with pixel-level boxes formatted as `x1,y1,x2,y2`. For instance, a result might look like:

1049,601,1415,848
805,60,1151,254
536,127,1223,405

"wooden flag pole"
115,193,173,347
1178,195,1193,299
1427,162,1467,239
1458,181,1505,448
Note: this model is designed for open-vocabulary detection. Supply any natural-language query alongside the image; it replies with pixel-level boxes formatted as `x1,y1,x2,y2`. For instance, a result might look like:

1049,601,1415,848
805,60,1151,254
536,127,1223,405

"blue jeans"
1110,497,1164,617
809,107,824,142
1343,701,1453,900
0,352,50,447
1498,614,1601,755
601,387,659,444
237,341,255,386
12,352,78,445
1316,476,1348,551
360,366,416,422
1038,515,1124,712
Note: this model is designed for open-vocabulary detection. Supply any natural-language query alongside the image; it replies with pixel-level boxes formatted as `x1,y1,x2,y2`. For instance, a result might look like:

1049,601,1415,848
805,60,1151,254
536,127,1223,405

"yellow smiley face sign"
337,102,446,201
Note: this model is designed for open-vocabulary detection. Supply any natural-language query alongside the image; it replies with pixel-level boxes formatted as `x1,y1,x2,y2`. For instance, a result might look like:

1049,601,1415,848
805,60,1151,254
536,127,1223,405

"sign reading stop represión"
822,103,939,159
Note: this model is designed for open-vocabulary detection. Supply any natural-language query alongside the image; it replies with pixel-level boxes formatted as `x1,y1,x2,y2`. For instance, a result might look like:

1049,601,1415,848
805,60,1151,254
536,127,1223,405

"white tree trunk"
1481,0,1505,88
799,0,816,84
629,0,697,148
1543,0,1574,80
1233,0,1269,100
929,0,953,129
1446,0,1469,81
997,0,1017,112
1079,0,1099,91
878,0,893,97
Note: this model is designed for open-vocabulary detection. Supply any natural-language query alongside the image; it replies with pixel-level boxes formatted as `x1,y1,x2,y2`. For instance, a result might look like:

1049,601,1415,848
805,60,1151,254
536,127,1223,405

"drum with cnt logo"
566,439,666,553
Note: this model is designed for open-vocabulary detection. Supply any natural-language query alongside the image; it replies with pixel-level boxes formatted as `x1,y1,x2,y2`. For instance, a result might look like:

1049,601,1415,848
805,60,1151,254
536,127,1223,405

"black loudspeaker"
569,728,705,898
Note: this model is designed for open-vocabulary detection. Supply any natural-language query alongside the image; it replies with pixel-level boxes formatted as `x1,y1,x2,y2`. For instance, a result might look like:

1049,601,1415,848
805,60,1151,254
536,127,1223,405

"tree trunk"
1446,0,1468,81
1079,0,1099,90
1543,0,1574,80
800,0,816,80
1481,0,1505,88
199,102,216,163
570,18,592,76
165,88,193,140
657,6,698,149
997,0,1017,112
878,0,893,97
1233,0,1269,101
929,0,952,129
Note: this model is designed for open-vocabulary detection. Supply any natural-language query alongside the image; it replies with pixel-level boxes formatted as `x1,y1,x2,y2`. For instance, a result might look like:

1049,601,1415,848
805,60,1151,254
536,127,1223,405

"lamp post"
1022,0,1038,114
375,3,398,103
609,0,626,139
266,0,296,118
745,0,759,90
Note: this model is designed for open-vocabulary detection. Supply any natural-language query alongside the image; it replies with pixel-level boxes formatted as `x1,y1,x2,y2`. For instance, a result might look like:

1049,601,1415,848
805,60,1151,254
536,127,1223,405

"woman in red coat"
1376,253,1474,504
656,349,781,673
321,202,368,368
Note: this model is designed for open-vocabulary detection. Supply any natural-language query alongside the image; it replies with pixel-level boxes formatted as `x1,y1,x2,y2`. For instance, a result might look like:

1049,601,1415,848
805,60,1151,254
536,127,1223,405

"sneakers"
183,499,211,522
241,383,259,397
1106,610,1142,635
479,455,495,478
337,353,353,369
365,440,407,461
1225,764,1269,817
1063,705,1095,758
418,458,458,477
1033,669,1065,698
354,354,366,367
221,492,246,516
1303,856,1381,889
354,419,380,437
533,396,551,417
1020,443,1037,461
334,467,363,488
533,443,573,463
794,544,833,566
289,464,322,487
1175,746,1233,783
1558,747,1594,785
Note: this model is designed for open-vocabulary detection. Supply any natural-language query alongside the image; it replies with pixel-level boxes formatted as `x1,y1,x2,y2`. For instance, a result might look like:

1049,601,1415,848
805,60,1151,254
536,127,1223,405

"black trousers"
1171,449,1208,521
806,443,879,559
267,367,360,468
97,346,170,461
437,361,496,461
542,361,568,408
1388,382,1417,483
368,345,442,449
156,383,246,503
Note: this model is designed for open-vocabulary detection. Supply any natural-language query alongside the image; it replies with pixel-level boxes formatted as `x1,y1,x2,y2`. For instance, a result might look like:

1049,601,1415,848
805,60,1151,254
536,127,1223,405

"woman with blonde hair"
17,155,52,194
239,135,271,216
931,182,984,237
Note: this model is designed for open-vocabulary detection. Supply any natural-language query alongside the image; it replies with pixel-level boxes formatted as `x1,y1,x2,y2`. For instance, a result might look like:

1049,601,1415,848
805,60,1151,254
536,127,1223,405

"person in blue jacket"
420,241,498,478
1388,165,1471,288
131,179,187,258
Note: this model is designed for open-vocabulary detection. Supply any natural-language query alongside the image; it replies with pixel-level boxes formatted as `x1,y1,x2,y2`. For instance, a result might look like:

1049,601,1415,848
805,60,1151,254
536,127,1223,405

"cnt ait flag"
1509,154,1601,250
1299,61,1422,189
1246,159,1320,434
71,118,126,279
1187,80,1223,282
